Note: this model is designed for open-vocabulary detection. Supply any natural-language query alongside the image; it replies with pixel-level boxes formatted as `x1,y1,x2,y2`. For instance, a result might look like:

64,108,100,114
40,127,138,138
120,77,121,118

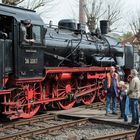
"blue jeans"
106,94,117,113
130,98,139,124
120,96,129,121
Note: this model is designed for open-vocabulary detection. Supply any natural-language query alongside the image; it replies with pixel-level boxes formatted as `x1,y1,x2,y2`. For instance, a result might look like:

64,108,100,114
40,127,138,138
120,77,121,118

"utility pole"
79,0,87,24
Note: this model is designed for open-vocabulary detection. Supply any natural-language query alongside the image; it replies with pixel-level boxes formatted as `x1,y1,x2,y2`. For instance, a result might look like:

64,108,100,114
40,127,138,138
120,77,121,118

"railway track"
0,102,135,140
0,114,56,130
0,113,137,140
0,118,88,140
89,130,136,140
0,101,105,130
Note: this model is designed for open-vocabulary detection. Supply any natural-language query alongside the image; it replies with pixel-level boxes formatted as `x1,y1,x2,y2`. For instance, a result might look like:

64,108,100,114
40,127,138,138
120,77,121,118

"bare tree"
1,0,55,11
84,0,105,32
128,11,140,73
2,0,24,5
129,11,140,40
103,0,122,32
26,0,55,11
84,0,123,33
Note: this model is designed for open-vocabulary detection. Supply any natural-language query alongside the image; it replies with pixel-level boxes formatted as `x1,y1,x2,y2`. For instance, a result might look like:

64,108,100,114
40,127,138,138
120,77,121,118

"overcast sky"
41,0,79,25
39,0,140,33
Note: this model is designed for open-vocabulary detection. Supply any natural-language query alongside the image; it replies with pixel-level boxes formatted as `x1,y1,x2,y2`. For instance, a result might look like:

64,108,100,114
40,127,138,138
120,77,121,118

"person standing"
128,69,140,125
134,97,140,140
105,66,119,115
118,81,129,122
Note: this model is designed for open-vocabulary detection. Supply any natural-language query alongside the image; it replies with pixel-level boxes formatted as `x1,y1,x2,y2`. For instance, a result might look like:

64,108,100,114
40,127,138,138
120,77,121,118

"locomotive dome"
58,19,77,30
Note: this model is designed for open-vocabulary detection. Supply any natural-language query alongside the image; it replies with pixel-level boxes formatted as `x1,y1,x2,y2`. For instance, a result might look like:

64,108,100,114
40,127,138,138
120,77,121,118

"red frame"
0,66,110,119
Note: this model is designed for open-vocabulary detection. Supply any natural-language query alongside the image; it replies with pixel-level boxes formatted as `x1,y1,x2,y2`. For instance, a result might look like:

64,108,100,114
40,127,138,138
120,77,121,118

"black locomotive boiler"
0,4,133,119
45,19,123,67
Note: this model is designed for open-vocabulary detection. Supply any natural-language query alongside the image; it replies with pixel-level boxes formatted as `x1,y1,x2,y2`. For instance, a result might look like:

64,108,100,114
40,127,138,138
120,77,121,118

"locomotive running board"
15,77,44,84
45,67,110,74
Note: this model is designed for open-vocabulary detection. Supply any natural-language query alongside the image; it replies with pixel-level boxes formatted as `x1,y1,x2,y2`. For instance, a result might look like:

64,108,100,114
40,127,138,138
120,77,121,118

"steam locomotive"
0,4,133,119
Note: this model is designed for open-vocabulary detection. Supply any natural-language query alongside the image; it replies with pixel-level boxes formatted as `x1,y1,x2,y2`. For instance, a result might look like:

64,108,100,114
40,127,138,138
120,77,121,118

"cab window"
32,25,41,44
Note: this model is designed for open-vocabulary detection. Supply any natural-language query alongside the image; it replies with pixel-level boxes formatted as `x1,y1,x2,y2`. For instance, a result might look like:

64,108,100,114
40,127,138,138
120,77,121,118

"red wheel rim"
53,80,76,110
81,92,96,105
79,82,96,105
98,90,106,103
12,83,41,118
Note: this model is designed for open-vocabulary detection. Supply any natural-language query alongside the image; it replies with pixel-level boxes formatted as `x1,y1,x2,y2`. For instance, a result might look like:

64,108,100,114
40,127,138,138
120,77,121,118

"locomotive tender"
0,4,133,119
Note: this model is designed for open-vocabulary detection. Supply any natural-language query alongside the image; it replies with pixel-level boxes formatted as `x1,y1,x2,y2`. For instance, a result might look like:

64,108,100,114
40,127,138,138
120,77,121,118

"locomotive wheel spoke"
98,89,106,103
53,79,76,110
79,81,96,105
18,97,25,101
21,99,26,104
81,92,96,105
57,91,65,97
97,81,106,103
11,83,41,118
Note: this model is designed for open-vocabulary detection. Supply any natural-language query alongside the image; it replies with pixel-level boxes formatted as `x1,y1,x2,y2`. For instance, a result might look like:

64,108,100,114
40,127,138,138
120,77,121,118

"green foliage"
120,31,133,41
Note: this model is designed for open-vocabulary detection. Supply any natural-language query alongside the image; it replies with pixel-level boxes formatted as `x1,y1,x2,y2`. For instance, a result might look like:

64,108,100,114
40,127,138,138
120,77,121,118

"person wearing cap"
127,69,140,125
104,66,119,115
21,19,35,43
0,31,7,39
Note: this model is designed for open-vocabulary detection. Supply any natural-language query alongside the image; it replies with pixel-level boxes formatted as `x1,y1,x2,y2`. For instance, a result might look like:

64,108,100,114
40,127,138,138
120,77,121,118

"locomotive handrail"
58,32,83,66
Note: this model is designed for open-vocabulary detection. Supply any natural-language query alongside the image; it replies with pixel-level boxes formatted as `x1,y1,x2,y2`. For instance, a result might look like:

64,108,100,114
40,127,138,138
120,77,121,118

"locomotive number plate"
25,58,38,64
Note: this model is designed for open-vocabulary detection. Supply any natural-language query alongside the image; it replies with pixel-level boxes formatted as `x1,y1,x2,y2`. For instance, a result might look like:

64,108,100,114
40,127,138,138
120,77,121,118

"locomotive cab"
0,4,45,84
18,20,44,78
0,15,14,88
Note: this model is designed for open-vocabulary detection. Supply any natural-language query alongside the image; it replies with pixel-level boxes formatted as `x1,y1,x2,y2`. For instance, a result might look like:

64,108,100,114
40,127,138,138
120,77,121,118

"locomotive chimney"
79,0,87,24
79,0,87,31
100,20,109,34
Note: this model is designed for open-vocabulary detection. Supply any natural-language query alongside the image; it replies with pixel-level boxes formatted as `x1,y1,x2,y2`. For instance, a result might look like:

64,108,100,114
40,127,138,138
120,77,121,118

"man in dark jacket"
134,97,140,140
104,66,119,115
128,69,140,125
